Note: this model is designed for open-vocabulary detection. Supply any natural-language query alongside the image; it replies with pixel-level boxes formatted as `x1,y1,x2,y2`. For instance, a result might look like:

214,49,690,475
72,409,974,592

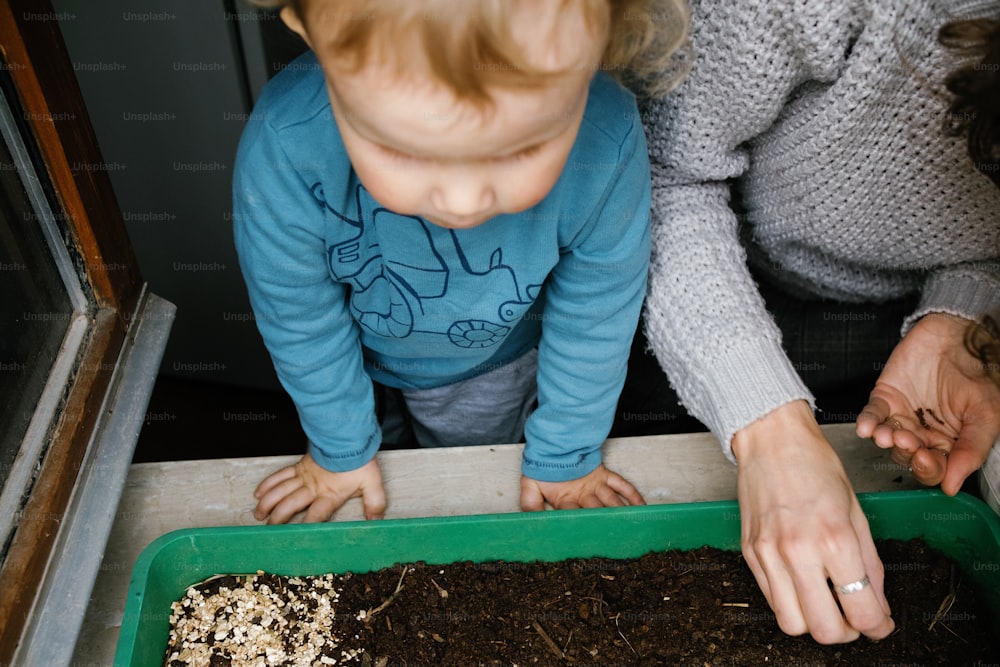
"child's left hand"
519,465,645,510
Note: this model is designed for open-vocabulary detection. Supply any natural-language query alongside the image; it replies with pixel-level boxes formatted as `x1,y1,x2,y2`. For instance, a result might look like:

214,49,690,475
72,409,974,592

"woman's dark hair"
940,18,1000,386
939,18,1000,186
964,315,1000,387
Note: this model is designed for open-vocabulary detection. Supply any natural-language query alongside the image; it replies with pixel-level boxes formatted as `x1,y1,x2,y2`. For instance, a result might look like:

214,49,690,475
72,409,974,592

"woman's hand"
856,313,1000,494
733,400,895,644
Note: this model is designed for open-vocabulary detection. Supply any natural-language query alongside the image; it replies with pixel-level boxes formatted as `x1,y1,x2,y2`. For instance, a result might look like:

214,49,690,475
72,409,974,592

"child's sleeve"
232,120,380,472
520,109,651,483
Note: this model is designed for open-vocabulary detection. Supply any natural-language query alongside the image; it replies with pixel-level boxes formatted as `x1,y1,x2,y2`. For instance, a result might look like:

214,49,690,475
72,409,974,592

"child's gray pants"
397,348,538,447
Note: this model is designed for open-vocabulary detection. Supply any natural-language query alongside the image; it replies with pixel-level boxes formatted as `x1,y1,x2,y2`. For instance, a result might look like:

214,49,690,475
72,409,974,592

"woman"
637,0,1000,645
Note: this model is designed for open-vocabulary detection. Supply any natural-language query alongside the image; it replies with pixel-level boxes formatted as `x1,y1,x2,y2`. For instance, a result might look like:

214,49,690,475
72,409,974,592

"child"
233,0,690,523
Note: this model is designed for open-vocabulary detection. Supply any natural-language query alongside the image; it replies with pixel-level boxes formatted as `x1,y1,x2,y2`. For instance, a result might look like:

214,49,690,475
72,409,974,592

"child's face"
283,4,605,230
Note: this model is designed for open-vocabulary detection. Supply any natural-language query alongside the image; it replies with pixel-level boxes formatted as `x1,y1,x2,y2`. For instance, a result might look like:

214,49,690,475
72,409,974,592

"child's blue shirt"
233,52,650,483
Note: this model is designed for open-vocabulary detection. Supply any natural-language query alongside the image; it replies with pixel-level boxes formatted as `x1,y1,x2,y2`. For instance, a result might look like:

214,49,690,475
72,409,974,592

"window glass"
0,77,75,492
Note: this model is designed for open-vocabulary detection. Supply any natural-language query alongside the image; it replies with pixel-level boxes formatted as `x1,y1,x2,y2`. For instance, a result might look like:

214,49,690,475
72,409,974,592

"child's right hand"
253,453,386,524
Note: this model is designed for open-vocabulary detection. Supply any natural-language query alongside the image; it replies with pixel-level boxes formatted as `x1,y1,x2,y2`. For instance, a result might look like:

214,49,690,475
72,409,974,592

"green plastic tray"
114,490,1000,666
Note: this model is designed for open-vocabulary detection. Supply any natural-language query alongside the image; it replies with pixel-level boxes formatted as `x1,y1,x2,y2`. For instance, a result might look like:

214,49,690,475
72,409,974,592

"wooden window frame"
0,0,173,661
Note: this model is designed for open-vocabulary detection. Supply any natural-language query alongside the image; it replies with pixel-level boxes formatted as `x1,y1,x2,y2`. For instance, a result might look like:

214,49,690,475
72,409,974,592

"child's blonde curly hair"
252,0,690,100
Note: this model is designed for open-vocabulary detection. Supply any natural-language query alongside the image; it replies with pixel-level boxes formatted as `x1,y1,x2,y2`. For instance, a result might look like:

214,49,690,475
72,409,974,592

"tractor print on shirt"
311,183,542,348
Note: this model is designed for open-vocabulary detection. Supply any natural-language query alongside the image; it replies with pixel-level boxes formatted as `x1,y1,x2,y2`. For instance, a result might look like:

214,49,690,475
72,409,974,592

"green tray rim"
113,489,1000,665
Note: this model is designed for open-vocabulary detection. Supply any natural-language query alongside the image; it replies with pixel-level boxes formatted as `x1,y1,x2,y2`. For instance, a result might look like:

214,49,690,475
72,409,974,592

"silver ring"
835,575,870,595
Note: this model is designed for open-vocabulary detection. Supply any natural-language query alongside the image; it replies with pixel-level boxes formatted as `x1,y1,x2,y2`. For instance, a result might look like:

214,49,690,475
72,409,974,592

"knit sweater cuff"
694,335,815,464
902,269,1000,335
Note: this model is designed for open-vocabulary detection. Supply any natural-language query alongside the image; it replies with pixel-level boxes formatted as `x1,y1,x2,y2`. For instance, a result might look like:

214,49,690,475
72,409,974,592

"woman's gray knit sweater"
641,0,1000,460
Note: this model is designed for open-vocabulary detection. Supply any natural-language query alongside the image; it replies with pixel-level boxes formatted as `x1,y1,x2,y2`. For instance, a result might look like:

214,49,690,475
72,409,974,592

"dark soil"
166,538,997,666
